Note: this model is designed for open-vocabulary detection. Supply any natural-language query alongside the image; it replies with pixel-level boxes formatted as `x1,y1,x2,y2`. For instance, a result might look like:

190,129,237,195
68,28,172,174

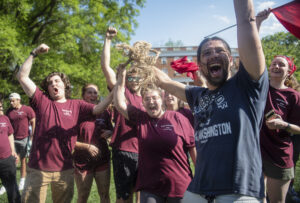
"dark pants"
0,156,21,203
140,191,183,203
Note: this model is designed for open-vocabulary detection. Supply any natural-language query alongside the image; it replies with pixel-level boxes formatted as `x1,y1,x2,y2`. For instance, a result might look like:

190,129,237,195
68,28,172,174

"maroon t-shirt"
0,115,14,159
110,87,144,153
28,87,95,171
177,107,194,127
261,86,300,168
73,110,113,171
128,105,195,197
6,105,35,140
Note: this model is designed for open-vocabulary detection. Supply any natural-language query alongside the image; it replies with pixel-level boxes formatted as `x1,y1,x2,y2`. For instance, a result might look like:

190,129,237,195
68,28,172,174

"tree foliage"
0,0,145,107
261,32,300,81
164,38,184,47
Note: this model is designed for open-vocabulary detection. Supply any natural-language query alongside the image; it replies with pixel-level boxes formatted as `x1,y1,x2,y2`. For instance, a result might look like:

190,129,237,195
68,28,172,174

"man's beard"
200,55,230,88
202,67,229,87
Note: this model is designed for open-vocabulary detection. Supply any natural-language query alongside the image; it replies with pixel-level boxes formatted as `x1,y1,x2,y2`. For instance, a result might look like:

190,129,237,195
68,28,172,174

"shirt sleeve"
235,63,269,99
6,116,14,135
27,106,36,120
288,92,300,126
79,100,95,122
185,86,204,114
175,113,195,148
30,87,49,111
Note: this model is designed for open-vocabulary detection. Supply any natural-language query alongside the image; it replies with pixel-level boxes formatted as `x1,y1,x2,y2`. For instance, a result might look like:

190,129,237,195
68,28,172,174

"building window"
186,47,193,51
173,56,180,61
160,47,167,52
173,47,180,51
161,57,167,65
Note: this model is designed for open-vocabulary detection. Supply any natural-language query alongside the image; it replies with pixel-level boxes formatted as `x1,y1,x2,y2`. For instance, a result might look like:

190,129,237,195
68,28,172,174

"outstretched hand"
106,27,117,39
33,43,50,55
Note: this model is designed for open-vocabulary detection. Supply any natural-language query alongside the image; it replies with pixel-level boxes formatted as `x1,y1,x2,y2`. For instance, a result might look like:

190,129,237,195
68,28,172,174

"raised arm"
101,27,118,90
17,44,49,98
153,66,187,102
93,90,113,115
113,64,129,120
234,0,266,81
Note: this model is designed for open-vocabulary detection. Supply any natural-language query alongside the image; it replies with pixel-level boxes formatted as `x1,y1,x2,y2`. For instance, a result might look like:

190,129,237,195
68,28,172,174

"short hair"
41,72,72,99
81,83,98,98
141,84,163,99
197,37,231,64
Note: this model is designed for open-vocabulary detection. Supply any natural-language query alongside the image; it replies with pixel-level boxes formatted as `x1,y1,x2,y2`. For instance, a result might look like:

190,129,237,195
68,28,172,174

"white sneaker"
0,186,6,195
18,178,25,190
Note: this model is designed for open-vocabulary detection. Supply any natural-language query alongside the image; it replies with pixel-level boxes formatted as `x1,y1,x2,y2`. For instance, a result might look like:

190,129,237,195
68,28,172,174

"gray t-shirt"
186,64,268,198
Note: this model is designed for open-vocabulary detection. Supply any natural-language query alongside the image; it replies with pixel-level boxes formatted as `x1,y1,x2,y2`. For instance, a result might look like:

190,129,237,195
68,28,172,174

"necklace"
151,111,165,127
152,118,160,127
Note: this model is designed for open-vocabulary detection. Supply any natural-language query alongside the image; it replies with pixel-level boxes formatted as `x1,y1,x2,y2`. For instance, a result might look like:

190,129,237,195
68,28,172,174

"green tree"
0,0,145,107
164,38,184,47
261,32,300,81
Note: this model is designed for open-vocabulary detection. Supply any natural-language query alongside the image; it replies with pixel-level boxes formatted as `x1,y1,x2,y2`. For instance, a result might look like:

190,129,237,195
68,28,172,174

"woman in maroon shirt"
260,55,300,203
114,65,196,203
164,91,194,126
73,84,113,203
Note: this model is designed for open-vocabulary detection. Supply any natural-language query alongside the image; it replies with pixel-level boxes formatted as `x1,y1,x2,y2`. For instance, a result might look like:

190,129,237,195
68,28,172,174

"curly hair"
285,74,299,89
41,72,72,99
117,41,160,87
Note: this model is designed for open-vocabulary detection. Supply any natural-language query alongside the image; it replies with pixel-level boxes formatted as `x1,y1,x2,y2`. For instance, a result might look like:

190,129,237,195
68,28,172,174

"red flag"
271,1,300,40
170,56,198,80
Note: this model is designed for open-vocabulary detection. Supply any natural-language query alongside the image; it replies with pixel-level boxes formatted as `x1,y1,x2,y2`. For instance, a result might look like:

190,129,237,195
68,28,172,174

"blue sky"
130,0,292,48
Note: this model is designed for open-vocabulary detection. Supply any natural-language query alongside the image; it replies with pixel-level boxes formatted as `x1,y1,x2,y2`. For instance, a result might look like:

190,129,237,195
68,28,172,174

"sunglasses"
127,76,141,82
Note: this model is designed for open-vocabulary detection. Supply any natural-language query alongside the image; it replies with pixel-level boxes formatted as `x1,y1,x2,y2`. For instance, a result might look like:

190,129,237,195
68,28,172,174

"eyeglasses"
127,76,141,82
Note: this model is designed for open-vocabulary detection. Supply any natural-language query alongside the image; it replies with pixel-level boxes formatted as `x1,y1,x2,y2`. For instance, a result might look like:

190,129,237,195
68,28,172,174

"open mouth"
54,88,58,94
209,64,222,77
148,105,157,113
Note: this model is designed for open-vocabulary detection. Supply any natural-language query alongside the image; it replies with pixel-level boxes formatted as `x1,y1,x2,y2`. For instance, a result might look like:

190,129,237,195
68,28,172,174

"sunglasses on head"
127,76,141,82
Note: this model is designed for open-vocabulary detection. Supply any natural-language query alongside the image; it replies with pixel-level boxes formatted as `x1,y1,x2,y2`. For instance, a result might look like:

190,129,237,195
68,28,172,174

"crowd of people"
1,0,300,203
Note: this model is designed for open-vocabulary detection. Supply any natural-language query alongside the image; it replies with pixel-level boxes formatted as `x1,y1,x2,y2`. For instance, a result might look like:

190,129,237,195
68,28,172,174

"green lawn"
0,160,117,203
2,156,300,203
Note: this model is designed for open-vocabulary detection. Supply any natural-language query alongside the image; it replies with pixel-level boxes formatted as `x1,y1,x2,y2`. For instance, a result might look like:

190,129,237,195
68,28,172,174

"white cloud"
260,22,286,36
259,13,287,36
213,15,230,24
257,1,276,11
209,4,215,9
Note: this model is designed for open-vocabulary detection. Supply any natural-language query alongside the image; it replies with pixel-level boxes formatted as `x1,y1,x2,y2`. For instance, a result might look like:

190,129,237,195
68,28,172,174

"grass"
0,157,117,203
2,155,300,203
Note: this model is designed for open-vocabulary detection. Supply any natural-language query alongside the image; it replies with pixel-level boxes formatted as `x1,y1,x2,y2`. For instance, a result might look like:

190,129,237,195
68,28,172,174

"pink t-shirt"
128,105,195,197
6,105,35,140
110,87,144,153
28,87,95,171
261,86,300,168
0,115,14,159
73,110,112,172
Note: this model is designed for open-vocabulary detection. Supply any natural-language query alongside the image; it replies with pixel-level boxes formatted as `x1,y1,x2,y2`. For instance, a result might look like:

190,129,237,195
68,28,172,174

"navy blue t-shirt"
185,64,268,198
